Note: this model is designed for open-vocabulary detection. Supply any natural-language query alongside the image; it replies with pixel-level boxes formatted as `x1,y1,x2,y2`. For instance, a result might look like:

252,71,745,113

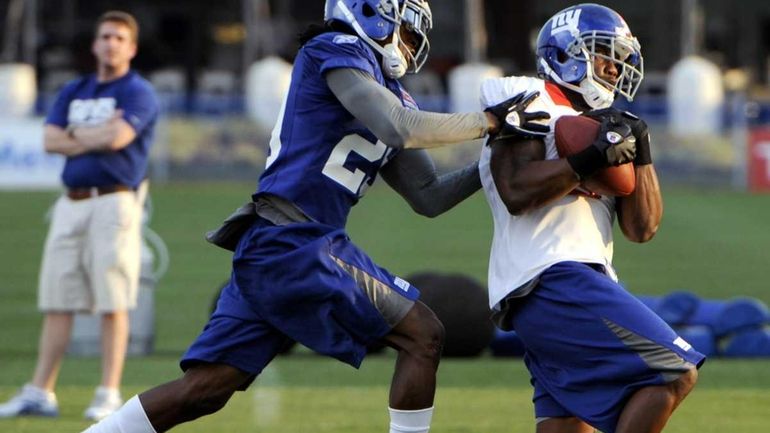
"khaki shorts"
38,190,143,313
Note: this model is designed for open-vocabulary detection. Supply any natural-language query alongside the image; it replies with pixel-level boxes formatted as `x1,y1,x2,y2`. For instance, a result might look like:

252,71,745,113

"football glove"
566,115,637,180
485,91,551,142
583,108,651,166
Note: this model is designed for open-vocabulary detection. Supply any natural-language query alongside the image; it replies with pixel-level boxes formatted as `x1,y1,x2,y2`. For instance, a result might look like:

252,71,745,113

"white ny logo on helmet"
551,9,582,36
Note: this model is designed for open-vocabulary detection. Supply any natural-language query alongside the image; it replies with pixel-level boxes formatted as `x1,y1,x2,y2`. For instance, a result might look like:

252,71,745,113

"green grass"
1,182,769,432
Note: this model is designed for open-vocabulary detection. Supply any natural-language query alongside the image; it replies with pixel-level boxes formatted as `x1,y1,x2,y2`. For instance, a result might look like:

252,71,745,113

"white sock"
82,395,156,433
389,407,434,433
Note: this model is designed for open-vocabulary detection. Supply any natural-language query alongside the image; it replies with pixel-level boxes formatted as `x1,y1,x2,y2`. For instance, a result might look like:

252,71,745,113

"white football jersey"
479,76,618,310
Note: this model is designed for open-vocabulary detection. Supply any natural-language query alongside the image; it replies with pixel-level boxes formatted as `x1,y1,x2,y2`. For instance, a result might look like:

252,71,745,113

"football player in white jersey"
478,4,704,433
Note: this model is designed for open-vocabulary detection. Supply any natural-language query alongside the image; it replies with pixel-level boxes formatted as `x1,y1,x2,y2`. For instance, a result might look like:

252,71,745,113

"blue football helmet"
536,3,644,109
324,0,433,79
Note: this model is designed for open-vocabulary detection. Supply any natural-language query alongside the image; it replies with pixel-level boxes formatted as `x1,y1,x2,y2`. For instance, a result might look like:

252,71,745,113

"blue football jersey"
254,32,419,229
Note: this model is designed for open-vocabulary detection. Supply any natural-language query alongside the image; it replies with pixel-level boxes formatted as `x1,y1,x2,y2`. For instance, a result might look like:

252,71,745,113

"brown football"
554,115,636,196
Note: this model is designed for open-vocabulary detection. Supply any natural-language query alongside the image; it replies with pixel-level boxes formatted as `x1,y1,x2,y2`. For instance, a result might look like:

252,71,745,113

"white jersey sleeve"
478,76,618,310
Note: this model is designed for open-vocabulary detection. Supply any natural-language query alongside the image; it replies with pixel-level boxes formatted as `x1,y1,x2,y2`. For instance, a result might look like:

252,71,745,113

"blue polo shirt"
46,70,159,189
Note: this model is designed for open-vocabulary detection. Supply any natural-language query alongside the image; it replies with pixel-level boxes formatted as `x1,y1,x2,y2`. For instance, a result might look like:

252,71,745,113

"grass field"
1,182,769,432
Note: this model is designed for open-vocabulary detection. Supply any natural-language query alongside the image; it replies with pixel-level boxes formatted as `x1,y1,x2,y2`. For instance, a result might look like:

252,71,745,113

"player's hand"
596,117,636,166
485,91,551,141
583,108,651,166
566,115,636,179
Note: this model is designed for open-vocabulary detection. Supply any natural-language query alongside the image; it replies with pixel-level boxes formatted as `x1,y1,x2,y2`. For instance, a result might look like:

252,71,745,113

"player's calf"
141,364,250,430
384,301,445,416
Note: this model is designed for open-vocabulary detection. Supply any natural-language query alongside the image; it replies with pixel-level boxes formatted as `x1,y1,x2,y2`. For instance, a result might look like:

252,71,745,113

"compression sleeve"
326,68,489,149
380,149,481,217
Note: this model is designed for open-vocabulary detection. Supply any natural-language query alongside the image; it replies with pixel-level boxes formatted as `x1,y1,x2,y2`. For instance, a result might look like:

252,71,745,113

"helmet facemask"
327,0,432,79
379,0,433,75
577,32,644,104
396,0,433,73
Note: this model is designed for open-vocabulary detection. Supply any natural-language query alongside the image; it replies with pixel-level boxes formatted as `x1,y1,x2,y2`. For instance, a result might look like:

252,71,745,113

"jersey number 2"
322,134,388,196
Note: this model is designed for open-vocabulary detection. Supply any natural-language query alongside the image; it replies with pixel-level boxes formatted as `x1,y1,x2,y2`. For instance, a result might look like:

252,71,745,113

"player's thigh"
181,281,292,384
537,417,595,433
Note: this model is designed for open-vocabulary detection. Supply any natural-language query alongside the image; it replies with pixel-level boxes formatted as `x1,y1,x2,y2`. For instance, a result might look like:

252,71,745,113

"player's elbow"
499,188,535,216
378,127,409,149
623,224,659,243
502,196,531,216
407,198,443,218
413,206,441,218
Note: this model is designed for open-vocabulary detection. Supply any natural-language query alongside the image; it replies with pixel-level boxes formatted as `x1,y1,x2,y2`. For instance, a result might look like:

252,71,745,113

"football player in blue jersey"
478,4,703,433
83,1,545,432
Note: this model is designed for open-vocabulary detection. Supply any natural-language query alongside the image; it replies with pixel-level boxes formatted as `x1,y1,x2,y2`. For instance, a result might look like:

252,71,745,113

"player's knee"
663,366,698,407
413,311,445,362
672,367,698,399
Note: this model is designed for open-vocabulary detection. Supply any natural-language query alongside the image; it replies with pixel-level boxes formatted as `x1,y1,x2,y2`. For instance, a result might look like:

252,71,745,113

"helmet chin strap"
580,59,615,109
539,58,614,109
381,31,408,79
335,2,408,79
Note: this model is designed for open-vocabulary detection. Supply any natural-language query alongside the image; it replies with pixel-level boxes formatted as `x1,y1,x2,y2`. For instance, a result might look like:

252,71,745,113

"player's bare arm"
616,164,663,243
380,149,480,218
585,107,662,242
489,138,580,215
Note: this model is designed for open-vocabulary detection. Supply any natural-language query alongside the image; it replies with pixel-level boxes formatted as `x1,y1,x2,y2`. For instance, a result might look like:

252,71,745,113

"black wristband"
567,145,605,180
634,132,652,166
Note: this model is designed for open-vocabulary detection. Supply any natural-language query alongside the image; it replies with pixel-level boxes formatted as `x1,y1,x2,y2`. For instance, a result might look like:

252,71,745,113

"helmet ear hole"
556,50,569,63
362,3,377,17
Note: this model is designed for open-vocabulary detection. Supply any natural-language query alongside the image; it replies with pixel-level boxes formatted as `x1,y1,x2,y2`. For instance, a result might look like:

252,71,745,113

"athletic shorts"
181,217,419,378
506,262,706,433
38,191,142,313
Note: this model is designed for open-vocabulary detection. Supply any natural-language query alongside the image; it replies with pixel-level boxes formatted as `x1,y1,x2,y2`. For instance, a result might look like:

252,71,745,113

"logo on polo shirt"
68,98,117,126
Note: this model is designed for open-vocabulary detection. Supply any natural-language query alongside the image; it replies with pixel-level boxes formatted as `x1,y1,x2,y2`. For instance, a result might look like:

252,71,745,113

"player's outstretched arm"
326,68,492,149
380,149,480,217
489,137,580,215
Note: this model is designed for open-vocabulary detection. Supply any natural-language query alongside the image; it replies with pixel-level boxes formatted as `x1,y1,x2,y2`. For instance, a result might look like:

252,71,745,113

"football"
554,115,636,196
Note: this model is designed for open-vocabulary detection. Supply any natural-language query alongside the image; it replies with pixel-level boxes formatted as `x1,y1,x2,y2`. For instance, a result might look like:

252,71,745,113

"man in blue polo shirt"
0,10,158,422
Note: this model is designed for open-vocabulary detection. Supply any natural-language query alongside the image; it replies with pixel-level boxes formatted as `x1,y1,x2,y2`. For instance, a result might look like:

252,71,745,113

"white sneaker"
84,387,123,421
0,384,59,418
